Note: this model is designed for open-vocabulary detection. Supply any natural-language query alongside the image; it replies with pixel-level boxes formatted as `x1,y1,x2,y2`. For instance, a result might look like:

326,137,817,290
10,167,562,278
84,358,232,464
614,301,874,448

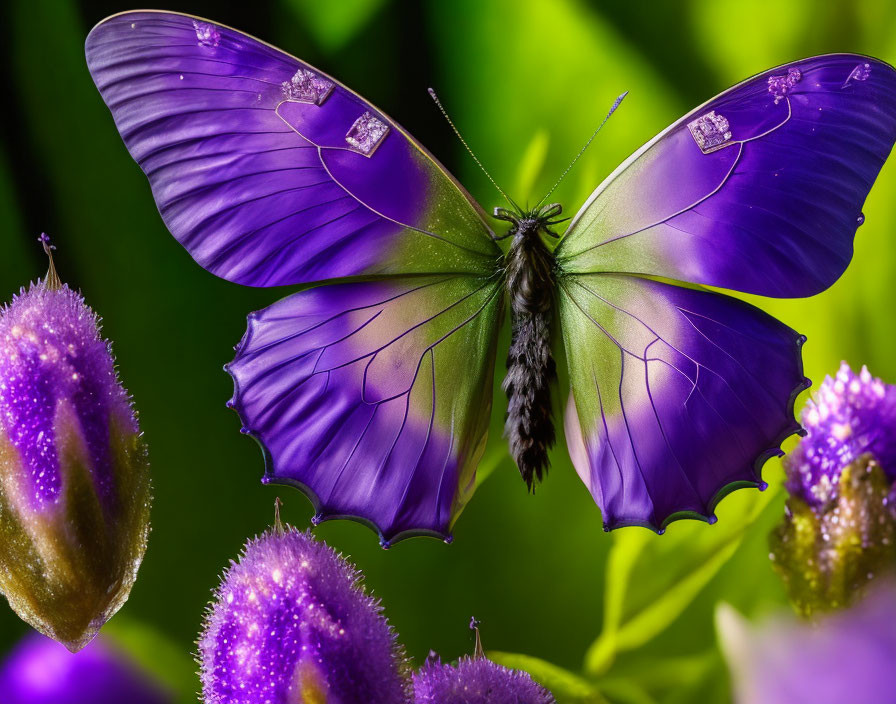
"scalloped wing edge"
567,336,810,534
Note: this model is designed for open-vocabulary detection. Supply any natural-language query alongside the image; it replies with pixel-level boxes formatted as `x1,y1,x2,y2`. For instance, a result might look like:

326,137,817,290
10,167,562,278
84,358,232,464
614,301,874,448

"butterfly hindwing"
556,54,896,297
226,274,502,544
85,11,500,286
559,274,808,530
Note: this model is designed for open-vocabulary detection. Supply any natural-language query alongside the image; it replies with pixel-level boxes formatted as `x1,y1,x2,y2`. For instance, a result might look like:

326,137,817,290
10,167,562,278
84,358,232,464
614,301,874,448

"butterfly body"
497,204,564,488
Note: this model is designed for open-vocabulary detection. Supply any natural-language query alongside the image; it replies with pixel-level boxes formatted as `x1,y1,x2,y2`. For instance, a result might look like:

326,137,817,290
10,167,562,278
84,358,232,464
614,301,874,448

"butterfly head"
493,203,567,240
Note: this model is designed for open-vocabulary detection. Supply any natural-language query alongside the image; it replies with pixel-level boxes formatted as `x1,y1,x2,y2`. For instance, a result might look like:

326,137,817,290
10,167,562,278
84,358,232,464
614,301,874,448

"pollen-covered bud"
198,502,409,704
0,632,172,704
770,363,896,616
412,621,555,704
0,236,150,651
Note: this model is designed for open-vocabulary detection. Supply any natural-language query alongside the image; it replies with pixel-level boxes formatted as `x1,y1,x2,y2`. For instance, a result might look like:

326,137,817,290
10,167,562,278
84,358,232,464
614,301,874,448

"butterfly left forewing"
227,274,502,544
86,11,500,287
558,273,808,531
556,54,896,298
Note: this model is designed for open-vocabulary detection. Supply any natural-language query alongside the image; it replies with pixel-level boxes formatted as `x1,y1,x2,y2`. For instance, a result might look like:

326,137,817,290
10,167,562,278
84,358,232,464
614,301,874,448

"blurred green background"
1,0,895,701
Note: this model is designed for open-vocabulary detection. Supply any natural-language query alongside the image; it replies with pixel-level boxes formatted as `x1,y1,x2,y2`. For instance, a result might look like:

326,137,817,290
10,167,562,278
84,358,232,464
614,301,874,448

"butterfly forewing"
85,11,500,287
557,54,896,297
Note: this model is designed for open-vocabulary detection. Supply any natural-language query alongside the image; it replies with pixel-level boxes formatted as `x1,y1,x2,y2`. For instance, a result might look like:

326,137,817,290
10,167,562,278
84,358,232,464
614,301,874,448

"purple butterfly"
85,12,896,545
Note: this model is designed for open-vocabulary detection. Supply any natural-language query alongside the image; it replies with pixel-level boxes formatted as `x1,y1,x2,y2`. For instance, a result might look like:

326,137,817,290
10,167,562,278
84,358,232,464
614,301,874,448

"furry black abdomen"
501,216,557,488
503,310,556,488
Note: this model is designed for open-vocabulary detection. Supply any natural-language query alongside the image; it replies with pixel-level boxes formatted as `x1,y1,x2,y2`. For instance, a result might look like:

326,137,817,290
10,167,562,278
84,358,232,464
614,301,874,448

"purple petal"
413,655,554,704
719,582,896,704
0,633,171,704
786,362,896,506
0,283,137,508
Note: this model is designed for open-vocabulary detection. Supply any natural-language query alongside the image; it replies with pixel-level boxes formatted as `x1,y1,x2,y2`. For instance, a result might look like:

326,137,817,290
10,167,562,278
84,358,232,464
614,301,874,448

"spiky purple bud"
786,362,896,504
0,240,150,651
771,363,896,616
0,632,172,704
198,516,408,704
412,655,555,704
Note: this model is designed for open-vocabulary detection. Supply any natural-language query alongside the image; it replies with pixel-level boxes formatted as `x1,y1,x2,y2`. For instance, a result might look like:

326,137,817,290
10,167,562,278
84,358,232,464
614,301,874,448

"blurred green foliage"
0,0,894,702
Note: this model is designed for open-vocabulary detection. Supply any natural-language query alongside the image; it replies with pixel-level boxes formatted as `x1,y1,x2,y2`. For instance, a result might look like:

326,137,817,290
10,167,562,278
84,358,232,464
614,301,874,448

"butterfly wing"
556,55,896,297
558,274,808,531
226,273,502,544
85,11,500,285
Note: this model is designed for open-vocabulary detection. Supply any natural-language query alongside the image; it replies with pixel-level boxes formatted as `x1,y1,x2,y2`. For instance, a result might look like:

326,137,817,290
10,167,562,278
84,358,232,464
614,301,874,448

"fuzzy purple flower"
198,511,408,704
786,362,896,504
0,237,150,650
412,654,555,704
0,632,172,704
771,363,896,616
718,582,896,704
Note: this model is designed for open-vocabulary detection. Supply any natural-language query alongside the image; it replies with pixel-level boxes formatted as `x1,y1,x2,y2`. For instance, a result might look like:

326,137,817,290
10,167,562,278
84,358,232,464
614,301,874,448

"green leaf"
489,651,608,704
586,477,781,675
592,678,657,704
513,130,551,206
586,530,650,673
283,0,388,52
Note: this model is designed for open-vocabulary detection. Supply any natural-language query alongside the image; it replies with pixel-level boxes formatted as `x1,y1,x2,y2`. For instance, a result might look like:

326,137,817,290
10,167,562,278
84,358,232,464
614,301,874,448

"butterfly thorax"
495,204,563,489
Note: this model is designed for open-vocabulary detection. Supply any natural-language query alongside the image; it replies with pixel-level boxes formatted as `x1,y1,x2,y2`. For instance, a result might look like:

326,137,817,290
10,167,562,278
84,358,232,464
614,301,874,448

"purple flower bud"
412,654,555,704
0,632,172,704
771,363,896,616
718,582,896,704
0,239,150,651
786,362,896,505
198,514,408,704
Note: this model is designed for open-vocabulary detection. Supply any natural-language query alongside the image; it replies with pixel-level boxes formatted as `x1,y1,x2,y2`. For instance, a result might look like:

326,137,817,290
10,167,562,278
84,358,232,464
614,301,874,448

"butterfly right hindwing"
558,273,807,531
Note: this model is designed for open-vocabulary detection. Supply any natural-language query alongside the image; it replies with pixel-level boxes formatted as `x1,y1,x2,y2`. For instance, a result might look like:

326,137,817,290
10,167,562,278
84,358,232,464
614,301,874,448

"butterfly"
86,11,896,546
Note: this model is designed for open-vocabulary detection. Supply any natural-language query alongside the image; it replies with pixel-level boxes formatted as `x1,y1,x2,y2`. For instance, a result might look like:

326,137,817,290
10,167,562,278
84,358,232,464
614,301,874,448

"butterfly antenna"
428,88,519,212
535,91,628,209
